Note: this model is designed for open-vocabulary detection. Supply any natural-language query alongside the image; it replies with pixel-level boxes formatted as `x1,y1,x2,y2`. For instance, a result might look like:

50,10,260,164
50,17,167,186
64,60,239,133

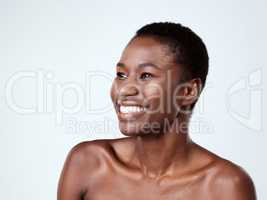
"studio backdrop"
0,0,266,199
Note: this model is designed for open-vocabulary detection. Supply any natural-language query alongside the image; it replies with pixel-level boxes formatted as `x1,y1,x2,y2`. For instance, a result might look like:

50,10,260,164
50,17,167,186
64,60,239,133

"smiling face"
110,36,195,136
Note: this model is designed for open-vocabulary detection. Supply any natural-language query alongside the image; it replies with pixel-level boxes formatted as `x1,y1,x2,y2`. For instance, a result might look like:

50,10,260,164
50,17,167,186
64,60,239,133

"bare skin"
57,37,256,200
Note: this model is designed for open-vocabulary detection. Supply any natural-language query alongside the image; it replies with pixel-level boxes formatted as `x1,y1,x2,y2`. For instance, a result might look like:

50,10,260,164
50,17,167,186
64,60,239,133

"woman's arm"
57,143,89,200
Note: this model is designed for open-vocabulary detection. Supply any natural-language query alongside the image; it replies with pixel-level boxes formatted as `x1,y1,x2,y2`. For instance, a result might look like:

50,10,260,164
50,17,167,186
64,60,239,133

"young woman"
58,22,256,200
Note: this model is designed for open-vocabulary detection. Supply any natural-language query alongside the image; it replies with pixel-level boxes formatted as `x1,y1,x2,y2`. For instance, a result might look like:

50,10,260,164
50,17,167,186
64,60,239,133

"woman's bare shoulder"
67,139,119,163
193,143,256,199
66,137,132,166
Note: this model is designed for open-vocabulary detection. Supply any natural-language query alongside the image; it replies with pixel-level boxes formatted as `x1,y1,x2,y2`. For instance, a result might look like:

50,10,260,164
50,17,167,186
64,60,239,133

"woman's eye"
116,72,127,79
140,72,153,80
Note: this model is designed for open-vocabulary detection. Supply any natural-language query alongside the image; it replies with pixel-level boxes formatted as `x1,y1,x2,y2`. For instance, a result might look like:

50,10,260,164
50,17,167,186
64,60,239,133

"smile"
116,102,148,121
119,105,147,113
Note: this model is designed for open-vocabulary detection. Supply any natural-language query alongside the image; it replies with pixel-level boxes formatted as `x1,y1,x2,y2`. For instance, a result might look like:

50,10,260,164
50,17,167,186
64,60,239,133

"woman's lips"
117,104,148,121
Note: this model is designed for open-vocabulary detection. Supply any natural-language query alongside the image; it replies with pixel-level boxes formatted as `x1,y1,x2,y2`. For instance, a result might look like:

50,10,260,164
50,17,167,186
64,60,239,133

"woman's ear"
175,78,202,108
182,78,202,106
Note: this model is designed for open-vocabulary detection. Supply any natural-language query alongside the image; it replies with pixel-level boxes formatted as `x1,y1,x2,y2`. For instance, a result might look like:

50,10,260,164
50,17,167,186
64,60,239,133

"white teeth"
120,106,147,113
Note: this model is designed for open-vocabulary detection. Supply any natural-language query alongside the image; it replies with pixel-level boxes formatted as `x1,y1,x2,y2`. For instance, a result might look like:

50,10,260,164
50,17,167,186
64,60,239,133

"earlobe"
173,78,202,115
180,78,202,106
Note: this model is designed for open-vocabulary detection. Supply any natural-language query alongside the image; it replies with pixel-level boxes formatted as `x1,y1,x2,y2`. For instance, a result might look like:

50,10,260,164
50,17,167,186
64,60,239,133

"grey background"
0,0,266,199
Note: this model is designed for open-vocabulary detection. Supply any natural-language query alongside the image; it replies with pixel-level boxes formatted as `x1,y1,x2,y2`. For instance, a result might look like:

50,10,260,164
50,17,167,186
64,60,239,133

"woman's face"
110,36,185,136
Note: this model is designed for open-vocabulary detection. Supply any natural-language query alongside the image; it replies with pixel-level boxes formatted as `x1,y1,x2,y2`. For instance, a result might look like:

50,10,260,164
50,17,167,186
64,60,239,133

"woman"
57,22,256,200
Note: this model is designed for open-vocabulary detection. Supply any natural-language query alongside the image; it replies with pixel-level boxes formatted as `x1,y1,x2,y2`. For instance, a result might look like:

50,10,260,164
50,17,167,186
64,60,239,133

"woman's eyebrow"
116,62,161,69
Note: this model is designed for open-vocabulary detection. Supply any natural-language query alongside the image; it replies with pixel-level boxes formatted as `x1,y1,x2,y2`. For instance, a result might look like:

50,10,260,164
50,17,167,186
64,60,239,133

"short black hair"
133,22,209,110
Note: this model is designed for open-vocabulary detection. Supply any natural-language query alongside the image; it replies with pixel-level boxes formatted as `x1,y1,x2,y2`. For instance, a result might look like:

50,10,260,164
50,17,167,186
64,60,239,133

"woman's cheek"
110,81,119,103
143,83,166,114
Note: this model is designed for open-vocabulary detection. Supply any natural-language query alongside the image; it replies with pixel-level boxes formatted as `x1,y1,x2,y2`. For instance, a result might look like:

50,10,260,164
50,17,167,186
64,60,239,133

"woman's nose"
119,82,139,97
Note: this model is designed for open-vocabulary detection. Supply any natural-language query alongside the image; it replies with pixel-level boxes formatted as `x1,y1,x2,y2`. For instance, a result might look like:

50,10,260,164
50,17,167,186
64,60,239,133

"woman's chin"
119,124,139,136
118,121,161,137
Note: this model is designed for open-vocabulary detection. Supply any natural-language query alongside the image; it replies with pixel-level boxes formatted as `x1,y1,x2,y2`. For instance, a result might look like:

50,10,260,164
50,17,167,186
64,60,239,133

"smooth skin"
57,36,256,200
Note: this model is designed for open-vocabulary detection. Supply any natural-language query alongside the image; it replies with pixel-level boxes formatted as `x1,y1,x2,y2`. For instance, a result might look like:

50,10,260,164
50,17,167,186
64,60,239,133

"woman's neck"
133,115,192,179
